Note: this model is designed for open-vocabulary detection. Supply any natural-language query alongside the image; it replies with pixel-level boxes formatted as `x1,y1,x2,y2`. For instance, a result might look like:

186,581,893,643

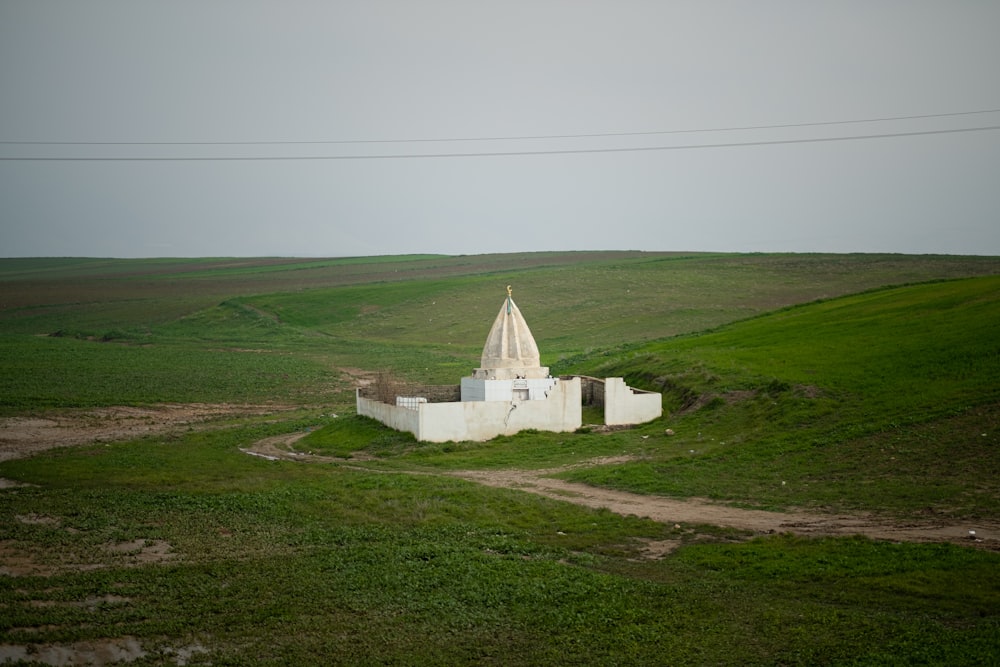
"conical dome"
473,288,549,380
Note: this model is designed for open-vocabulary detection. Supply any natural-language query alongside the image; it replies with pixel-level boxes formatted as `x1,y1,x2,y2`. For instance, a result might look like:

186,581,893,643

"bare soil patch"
339,367,376,388
0,638,207,666
0,403,296,463
104,539,175,565
0,536,175,578
0,637,147,666
240,431,344,463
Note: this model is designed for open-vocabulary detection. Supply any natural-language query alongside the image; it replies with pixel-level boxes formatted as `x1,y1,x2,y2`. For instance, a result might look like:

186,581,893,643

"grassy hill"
295,275,999,521
1,253,998,665
2,252,998,406
556,276,1000,518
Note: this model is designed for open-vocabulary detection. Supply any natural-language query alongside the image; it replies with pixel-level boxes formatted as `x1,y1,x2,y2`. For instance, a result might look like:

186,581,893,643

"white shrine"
356,287,662,442
460,285,559,402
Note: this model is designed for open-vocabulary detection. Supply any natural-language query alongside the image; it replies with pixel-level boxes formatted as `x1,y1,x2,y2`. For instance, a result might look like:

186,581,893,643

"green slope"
2,261,999,665
558,276,1000,518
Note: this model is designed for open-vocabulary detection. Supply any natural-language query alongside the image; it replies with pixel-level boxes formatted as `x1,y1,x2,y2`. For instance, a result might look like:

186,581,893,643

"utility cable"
2,108,999,147
1,124,997,161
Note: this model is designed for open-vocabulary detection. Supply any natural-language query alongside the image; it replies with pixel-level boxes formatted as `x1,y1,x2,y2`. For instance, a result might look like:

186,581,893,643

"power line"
2,108,999,147
1,124,998,162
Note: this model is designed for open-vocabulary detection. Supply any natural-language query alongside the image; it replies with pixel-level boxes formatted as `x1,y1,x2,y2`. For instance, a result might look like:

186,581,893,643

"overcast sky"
2,1,998,258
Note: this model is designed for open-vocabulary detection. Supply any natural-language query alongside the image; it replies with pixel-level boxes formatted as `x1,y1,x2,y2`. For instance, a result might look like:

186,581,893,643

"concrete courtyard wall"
603,377,663,426
420,376,581,442
356,391,421,439
358,378,583,443
359,376,661,441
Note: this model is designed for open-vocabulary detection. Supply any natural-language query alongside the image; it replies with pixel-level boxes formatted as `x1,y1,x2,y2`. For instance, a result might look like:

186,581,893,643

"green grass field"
1,252,998,665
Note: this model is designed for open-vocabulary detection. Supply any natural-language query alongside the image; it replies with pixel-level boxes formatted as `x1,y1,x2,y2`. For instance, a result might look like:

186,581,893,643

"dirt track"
448,466,996,544
248,433,1000,549
2,407,997,549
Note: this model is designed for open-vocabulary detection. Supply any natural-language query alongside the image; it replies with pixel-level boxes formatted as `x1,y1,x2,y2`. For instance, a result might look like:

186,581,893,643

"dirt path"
448,465,997,545
5,406,992,666
3,409,996,549
248,435,1000,549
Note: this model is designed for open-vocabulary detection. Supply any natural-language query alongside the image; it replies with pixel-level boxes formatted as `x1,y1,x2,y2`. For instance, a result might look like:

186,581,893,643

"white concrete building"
357,287,662,442
461,286,559,403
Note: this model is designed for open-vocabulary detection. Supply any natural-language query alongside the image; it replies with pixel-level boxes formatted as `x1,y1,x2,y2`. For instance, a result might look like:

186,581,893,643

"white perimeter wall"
356,390,421,437
604,377,662,426
358,376,662,442
358,378,582,443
